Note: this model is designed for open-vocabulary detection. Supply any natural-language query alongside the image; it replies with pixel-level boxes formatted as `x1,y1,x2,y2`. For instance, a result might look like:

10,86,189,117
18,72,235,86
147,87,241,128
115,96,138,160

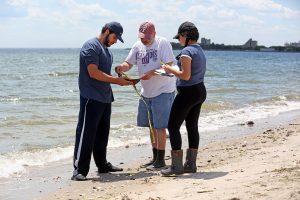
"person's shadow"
178,171,228,180
87,170,228,182
88,170,157,182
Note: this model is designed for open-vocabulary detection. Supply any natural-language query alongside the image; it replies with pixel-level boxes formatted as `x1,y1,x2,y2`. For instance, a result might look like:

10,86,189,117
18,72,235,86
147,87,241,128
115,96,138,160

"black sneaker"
98,162,123,173
71,173,87,181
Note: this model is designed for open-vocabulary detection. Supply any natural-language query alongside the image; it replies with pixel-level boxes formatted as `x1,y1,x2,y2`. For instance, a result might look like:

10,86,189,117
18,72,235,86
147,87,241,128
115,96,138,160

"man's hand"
114,65,124,75
114,62,132,75
117,77,133,86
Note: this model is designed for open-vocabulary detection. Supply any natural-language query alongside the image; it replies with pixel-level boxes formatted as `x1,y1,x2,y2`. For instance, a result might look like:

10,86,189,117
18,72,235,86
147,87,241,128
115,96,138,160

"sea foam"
0,146,73,178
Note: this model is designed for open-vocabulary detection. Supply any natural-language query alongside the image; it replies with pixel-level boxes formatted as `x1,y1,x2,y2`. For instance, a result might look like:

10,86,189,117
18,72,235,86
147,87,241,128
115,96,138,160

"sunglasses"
176,53,182,60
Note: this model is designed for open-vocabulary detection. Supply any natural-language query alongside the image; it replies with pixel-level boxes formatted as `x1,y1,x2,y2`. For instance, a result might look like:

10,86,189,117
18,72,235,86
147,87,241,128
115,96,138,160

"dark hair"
182,28,199,47
181,28,199,41
188,28,199,40
101,26,113,34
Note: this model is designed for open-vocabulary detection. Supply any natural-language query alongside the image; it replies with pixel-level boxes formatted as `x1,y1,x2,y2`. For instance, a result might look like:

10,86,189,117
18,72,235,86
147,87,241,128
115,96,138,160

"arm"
115,61,133,74
142,39,174,80
87,64,132,86
163,56,191,80
142,60,174,80
115,46,136,74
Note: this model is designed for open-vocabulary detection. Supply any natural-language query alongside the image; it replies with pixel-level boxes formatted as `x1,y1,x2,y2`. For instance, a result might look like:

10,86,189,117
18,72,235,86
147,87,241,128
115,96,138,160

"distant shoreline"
170,42,300,52
1,47,300,52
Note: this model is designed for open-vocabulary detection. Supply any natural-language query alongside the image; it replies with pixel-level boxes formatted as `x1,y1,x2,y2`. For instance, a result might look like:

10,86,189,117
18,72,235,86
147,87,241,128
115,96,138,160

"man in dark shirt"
72,22,132,181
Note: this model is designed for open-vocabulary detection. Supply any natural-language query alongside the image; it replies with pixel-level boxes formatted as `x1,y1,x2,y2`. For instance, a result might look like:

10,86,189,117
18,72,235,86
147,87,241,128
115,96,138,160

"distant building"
242,38,257,48
201,37,211,45
284,41,300,47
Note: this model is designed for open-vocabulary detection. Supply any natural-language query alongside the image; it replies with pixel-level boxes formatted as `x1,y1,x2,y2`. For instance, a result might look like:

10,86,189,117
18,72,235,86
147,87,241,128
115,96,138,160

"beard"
104,34,110,47
142,41,150,46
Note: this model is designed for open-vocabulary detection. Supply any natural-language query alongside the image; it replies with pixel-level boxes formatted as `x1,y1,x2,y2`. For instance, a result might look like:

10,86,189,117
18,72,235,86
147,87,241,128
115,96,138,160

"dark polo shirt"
79,37,114,103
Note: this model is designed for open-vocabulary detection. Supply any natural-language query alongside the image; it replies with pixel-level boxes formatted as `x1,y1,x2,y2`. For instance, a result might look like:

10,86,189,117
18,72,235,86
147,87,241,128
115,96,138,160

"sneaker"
71,173,87,181
98,162,123,173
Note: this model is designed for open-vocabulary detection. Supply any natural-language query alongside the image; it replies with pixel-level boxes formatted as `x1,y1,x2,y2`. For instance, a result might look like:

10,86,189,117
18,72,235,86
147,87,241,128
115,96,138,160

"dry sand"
35,120,300,200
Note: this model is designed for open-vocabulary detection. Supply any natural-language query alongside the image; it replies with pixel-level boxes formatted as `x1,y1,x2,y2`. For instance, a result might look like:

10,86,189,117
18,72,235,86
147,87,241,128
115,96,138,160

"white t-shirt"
126,36,176,98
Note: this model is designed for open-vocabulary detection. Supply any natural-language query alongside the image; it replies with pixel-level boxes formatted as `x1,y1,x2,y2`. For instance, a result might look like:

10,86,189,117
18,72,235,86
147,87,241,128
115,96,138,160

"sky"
0,0,299,48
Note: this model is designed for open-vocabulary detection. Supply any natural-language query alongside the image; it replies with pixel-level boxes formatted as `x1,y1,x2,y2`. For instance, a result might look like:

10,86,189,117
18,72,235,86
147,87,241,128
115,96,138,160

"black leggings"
168,82,206,150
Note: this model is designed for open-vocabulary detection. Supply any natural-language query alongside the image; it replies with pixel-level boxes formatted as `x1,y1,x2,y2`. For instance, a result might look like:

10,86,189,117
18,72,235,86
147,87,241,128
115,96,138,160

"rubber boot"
146,149,166,170
161,150,184,176
140,148,157,168
183,148,198,173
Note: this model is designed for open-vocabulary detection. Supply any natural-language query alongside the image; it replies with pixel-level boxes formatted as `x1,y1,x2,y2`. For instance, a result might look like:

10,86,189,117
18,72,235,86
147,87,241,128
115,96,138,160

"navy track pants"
73,95,111,176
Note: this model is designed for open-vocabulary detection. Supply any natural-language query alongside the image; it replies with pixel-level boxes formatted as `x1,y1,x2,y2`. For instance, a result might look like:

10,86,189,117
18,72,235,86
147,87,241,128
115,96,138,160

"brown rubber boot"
140,148,157,168
161,150,184,176
183,148,198,173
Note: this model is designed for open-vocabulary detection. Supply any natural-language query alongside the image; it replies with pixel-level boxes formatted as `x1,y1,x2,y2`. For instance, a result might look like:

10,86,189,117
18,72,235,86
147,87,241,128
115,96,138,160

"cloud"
60,0,115,18
7,0,34,7
216,0,300,19
5,0,118,25
0,0,299,47
184,3,264,28
124,0,185,20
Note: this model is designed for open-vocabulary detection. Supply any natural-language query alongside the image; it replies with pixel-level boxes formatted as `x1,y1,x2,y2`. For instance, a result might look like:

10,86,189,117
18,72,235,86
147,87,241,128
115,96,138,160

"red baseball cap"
138,22,155,39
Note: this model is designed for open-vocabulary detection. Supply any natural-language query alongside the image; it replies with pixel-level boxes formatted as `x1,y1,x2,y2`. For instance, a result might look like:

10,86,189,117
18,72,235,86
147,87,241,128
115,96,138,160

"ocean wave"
0,97,21,103
48,71,78,77
271,95,300,101
249,95,300,106
0,131,149,178
199,99,300,132
1,115,76,127
202,101,233,112
0,146,73,178
0,96,75,103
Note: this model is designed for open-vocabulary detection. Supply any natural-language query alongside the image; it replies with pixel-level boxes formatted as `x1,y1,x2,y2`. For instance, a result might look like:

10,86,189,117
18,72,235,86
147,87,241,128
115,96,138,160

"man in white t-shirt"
115,21,176,170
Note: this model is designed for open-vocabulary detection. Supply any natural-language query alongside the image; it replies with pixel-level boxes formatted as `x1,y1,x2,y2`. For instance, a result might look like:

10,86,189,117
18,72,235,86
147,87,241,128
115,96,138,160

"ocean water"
0,48,300,178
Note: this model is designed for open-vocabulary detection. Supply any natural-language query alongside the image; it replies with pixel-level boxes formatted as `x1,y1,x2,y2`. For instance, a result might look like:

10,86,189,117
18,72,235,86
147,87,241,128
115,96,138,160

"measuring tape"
119,71,155,143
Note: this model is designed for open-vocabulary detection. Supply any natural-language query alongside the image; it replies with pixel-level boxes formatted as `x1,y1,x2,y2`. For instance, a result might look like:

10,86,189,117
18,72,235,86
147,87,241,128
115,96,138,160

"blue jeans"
137,92,175,129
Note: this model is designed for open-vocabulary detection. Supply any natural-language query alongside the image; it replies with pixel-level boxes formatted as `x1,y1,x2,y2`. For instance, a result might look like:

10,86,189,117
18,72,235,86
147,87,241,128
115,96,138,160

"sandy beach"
34,118,300,200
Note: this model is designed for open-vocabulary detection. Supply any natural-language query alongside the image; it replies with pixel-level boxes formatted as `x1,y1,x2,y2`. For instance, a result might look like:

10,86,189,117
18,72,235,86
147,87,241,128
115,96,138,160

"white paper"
154,65,179,77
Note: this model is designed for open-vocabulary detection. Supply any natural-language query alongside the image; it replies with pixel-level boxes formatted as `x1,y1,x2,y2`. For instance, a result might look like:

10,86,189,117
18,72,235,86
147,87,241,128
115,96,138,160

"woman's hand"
162,64,173,74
